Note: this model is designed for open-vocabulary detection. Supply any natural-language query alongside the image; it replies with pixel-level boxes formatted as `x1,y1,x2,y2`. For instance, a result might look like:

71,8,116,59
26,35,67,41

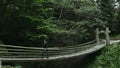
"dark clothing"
42,40,49,58
43,43,48,48
43,40,48,48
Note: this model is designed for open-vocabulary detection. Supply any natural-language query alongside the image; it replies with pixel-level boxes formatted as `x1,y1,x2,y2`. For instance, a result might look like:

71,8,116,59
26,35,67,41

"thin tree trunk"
57,7,63,23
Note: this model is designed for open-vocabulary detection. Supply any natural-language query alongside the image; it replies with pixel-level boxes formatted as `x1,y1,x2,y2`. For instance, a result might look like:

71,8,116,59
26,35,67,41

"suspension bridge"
0,27,120,68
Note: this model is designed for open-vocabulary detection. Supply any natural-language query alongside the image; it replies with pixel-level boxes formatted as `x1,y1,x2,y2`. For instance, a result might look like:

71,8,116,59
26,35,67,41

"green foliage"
0,0,99,47
97,0,116,23
0,0,56,46
0,0,120,47
89,43,120,68
51,0,100,45
96,0,120,33
1,0,120,67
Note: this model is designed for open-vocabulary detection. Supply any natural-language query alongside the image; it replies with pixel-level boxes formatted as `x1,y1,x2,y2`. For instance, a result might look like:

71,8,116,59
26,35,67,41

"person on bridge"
41,35,49,58
42,39,49,58
43,39,48,49
41,35,48,49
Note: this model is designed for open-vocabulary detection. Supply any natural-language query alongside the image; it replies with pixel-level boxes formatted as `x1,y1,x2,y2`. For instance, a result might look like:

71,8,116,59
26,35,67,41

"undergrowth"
89,42,120,68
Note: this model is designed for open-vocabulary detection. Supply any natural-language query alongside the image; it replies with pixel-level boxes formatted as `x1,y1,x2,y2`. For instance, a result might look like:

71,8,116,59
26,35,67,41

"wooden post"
0,60,2,68
96,28,100,44
105,27,110,45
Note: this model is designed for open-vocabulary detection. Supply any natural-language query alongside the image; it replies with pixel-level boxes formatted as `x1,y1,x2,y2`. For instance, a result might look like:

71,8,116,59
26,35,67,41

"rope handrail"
0,40,103,52
0,44,60,50
0,40,96,50
0,49,61,52
0,40,106,59
0,40,98,55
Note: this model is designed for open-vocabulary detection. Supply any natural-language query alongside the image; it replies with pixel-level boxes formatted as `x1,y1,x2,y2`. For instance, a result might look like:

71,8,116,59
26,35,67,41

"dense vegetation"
1,0,120,68
89,42,120,68
0,0,115,46
0,0,120,47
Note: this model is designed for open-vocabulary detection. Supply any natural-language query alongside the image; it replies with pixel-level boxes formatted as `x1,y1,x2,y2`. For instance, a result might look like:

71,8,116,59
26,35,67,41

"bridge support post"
0,60,2,68
105,27,110,45
96,28,100,44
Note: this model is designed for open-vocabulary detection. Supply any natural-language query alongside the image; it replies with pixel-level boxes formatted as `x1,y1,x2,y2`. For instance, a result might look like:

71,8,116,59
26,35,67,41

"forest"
0,0,120,47
0,0,120,68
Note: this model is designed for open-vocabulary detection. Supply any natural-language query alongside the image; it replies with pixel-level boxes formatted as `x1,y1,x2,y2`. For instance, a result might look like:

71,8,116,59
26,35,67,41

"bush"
89,43,120,68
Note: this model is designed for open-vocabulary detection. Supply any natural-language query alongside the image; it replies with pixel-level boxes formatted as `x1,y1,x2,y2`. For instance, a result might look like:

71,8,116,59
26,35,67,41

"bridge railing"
0,40,105,58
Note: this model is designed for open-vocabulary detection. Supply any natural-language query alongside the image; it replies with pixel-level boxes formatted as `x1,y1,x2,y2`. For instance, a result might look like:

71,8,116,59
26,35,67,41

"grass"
88,42,120,68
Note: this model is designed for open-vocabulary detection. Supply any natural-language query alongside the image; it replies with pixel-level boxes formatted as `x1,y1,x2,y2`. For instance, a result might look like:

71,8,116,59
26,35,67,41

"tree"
96,0,116,28
50,0,101,45
0,0,56,46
